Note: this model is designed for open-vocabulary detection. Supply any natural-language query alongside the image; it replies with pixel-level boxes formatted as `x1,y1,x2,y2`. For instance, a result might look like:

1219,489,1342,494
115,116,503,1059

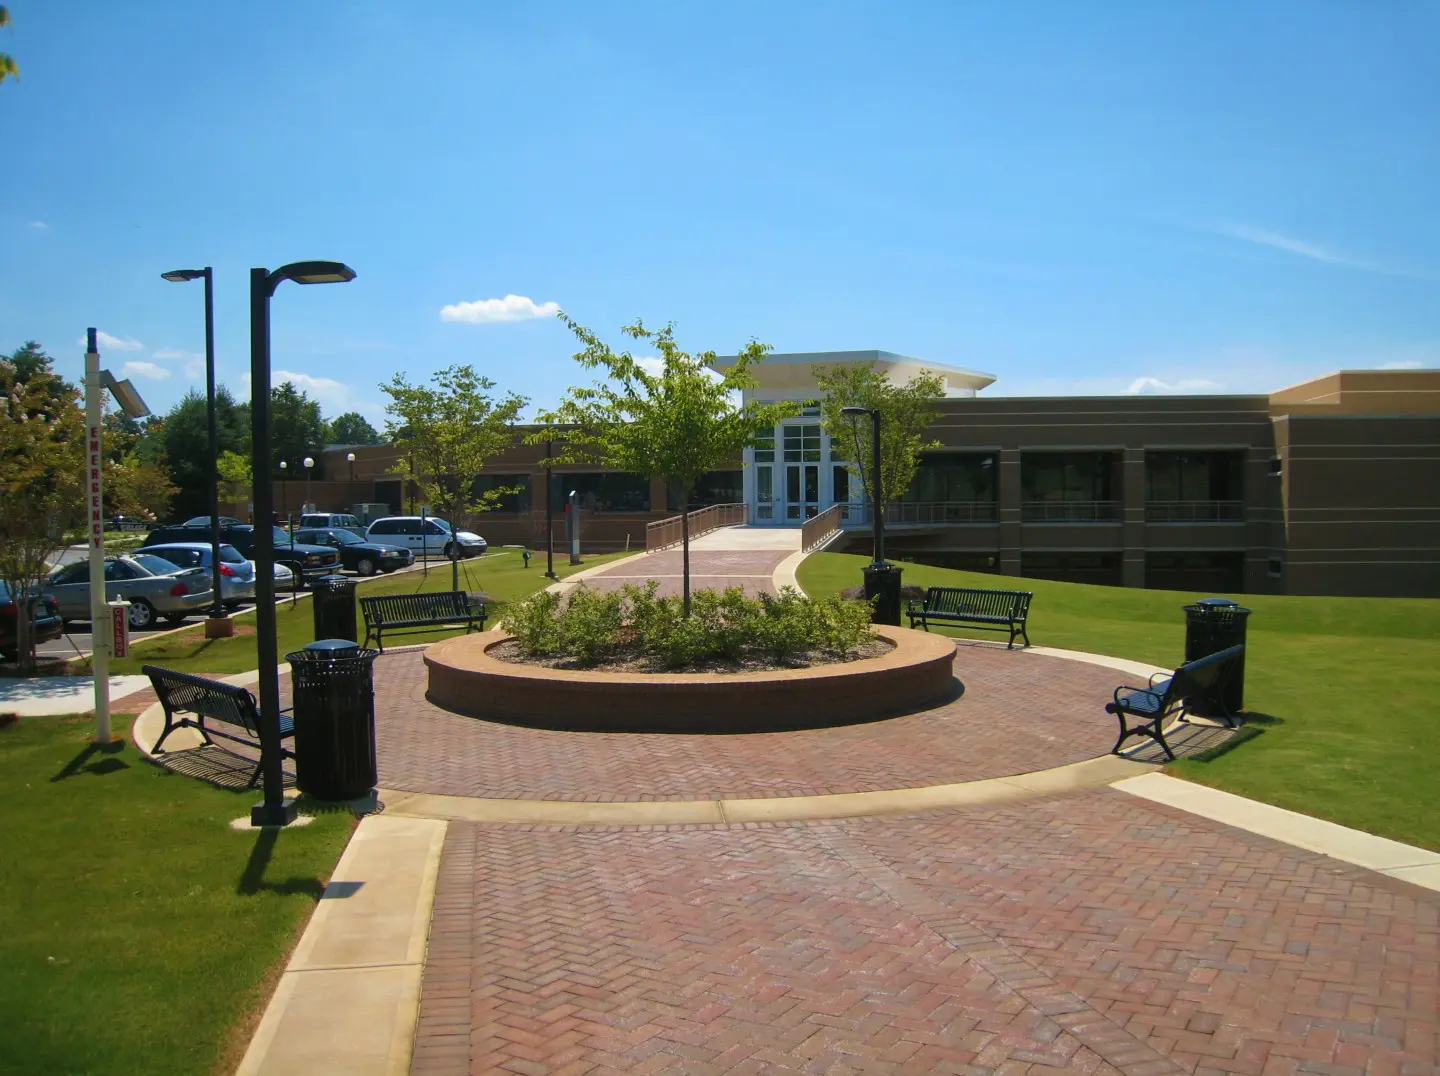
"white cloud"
440,294,560,324
77,331,145,351
1125,376,1225,395
634,356,665,376
28,220,48,229
120,360,171,381
184,360,205,380
259,369,386,426
1210,222,1431,279
1378,359,1423,370
151,347,201,361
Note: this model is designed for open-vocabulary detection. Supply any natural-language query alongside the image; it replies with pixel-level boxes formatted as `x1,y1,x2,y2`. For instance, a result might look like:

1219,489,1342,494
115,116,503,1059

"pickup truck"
145,523,341,586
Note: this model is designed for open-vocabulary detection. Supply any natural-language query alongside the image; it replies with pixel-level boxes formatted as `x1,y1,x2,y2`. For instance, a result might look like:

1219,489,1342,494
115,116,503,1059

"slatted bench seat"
359,591,486,653
905,586,1033,649
1106,644,1245,760
144,665,293,787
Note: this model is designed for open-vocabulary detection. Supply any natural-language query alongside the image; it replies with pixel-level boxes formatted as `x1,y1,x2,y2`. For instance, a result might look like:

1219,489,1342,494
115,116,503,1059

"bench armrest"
1148,671,1170,688
1113,684,1162,707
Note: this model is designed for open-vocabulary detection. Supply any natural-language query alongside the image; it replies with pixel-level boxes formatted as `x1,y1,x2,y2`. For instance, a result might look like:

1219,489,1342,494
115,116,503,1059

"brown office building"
303,357,1440,599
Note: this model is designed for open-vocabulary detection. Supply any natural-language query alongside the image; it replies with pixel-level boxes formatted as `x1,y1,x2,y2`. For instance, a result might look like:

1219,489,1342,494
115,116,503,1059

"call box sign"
111,604,129,659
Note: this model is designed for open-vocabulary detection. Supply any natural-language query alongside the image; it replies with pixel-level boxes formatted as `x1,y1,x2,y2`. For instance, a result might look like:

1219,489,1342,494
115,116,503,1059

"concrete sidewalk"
0,674,153,716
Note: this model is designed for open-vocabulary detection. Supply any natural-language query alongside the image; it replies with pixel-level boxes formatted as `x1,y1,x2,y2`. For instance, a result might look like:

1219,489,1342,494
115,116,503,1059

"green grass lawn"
798,552,1440,851
90,548,632,677
0,715,354,1076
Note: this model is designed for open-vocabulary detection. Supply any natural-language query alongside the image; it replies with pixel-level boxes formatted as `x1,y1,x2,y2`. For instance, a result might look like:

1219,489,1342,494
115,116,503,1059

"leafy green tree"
382,365,527,589
1,6,17,84
538,316,797,615
5,342,75,400
270,381,328,476
159,386,250,519
0,355,83,670
814,360,945,530
328,411,380,446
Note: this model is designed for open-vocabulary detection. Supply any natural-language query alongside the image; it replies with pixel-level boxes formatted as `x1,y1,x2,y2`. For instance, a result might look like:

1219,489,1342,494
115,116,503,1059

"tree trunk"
681,491,691,618
450,510,460,593
14,588,34,675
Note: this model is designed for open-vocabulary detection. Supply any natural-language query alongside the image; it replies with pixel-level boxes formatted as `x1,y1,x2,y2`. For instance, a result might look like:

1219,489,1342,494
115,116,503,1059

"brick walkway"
412,791,1440,1076
372,644,1123,801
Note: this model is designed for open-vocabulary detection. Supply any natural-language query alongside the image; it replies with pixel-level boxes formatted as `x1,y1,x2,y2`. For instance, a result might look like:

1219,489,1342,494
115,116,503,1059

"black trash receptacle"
863,562,904,626
1182,597,1252,716
312,574,358,644
286,638,379,801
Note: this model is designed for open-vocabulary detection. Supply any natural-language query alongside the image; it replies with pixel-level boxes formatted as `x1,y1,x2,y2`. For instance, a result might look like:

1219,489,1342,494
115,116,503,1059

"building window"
1021,452,1116,502
1021,551,1123,587
801,399,822,417
1268,556,1283,578
470,474,530,513
902,454,996,503
668,470,743,511
753,429,775,463
783,424,822,462
1145,451,1244,502
553,473,651,512
1145,551,1246,593
1267,458,1283,478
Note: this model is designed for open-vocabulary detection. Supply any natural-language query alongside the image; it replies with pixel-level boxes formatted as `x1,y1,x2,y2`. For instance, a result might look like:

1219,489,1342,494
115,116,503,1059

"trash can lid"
1194,596,1239,608
303,638,360,655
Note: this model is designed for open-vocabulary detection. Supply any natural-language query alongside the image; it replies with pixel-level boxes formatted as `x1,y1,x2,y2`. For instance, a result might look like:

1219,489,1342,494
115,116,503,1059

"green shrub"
502,582,877,669
552,586,625,665
499,589,562,654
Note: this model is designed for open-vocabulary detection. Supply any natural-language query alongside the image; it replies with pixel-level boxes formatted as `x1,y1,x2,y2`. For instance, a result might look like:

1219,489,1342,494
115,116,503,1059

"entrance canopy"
707,349,996,398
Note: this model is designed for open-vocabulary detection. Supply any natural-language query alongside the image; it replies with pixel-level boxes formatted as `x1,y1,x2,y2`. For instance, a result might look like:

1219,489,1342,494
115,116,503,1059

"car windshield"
132,554,182,575
219,545,246,563
331,530,364,545
271,527,293,543
140,547,200,568
425,518,453,532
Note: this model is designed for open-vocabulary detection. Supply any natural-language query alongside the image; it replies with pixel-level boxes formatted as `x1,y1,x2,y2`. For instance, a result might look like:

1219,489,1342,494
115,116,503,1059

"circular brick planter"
423,625,958,733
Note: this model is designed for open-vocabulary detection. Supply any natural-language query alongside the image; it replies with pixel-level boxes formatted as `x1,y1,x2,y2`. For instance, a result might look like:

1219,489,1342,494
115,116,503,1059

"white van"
364,516,487,558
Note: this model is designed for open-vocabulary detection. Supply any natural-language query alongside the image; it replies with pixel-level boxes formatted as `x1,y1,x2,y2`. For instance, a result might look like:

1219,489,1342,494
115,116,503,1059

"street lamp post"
544,424,556,579
161,267,226,632
249,261,356,828
278,460,288,528
840,406,885,565
841,405,902,625
303,455,314,514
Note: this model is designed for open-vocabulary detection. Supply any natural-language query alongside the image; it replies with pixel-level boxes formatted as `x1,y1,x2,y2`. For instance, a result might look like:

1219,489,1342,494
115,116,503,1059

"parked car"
133,543,256,608
365,516,487,558
44,554,213,630
108,513,154,532
0,581,64,661
145,524,341,586
181,515,246,528
273,561,296,591
297,512,367,536
292,527,414,575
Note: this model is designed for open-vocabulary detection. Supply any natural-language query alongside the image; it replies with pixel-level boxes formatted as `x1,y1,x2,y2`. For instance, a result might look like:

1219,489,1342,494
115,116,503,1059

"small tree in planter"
538,316,797,616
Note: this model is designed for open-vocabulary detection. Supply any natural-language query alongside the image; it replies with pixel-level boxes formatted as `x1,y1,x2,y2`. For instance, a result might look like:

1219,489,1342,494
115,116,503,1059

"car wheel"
356,556,377,576
127,599,156,630
443,542,456,560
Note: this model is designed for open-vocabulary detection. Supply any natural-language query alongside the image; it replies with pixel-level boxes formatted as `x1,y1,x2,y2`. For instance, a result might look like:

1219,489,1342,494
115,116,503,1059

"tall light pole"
303,455,315,513
544,424,556,579
278,460,288,528
160,267,226,634
840,406,884,565
250,260,356,828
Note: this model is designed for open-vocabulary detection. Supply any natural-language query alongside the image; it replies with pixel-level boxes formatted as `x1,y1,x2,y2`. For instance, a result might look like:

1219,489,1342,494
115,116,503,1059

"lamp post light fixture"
161,266,226,631
346,451,356,484
249,260,356,828
840,405,885,565
303,455,315,514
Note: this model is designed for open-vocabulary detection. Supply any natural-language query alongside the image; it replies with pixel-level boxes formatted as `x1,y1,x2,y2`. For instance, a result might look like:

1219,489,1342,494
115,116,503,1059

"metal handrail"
801,503,846,551
1020,500,1122,523
842,501,999,526
645,502,746,551
1146,500,1245,523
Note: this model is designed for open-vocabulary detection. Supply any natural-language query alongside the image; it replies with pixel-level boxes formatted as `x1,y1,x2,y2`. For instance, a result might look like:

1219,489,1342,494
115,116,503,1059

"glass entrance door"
755,465,774,521
785,463,819,520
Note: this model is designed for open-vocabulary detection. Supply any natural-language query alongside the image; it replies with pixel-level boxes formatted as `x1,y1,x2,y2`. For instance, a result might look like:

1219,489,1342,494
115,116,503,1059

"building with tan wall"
293,359,1439,599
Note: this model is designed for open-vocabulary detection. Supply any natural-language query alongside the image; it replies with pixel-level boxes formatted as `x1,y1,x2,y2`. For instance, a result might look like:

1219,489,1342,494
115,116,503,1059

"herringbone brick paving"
412,790,1439,1075
372,644,1122,801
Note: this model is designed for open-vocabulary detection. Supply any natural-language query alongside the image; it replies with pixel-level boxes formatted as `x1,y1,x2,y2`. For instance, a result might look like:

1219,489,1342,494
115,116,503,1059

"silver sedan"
44,553,214,630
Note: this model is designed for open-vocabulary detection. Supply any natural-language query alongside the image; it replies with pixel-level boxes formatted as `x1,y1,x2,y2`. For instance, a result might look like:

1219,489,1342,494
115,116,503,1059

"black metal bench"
144,665,294,787
359,591,486,653
905,586,1033,649
1106,644,1246,760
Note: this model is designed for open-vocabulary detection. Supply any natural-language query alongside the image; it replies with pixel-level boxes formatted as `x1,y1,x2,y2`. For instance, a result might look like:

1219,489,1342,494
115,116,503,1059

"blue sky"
3,1,1438,424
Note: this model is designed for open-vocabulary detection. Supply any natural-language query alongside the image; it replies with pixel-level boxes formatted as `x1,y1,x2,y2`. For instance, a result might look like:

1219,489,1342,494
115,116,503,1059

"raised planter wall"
424,625,957,733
